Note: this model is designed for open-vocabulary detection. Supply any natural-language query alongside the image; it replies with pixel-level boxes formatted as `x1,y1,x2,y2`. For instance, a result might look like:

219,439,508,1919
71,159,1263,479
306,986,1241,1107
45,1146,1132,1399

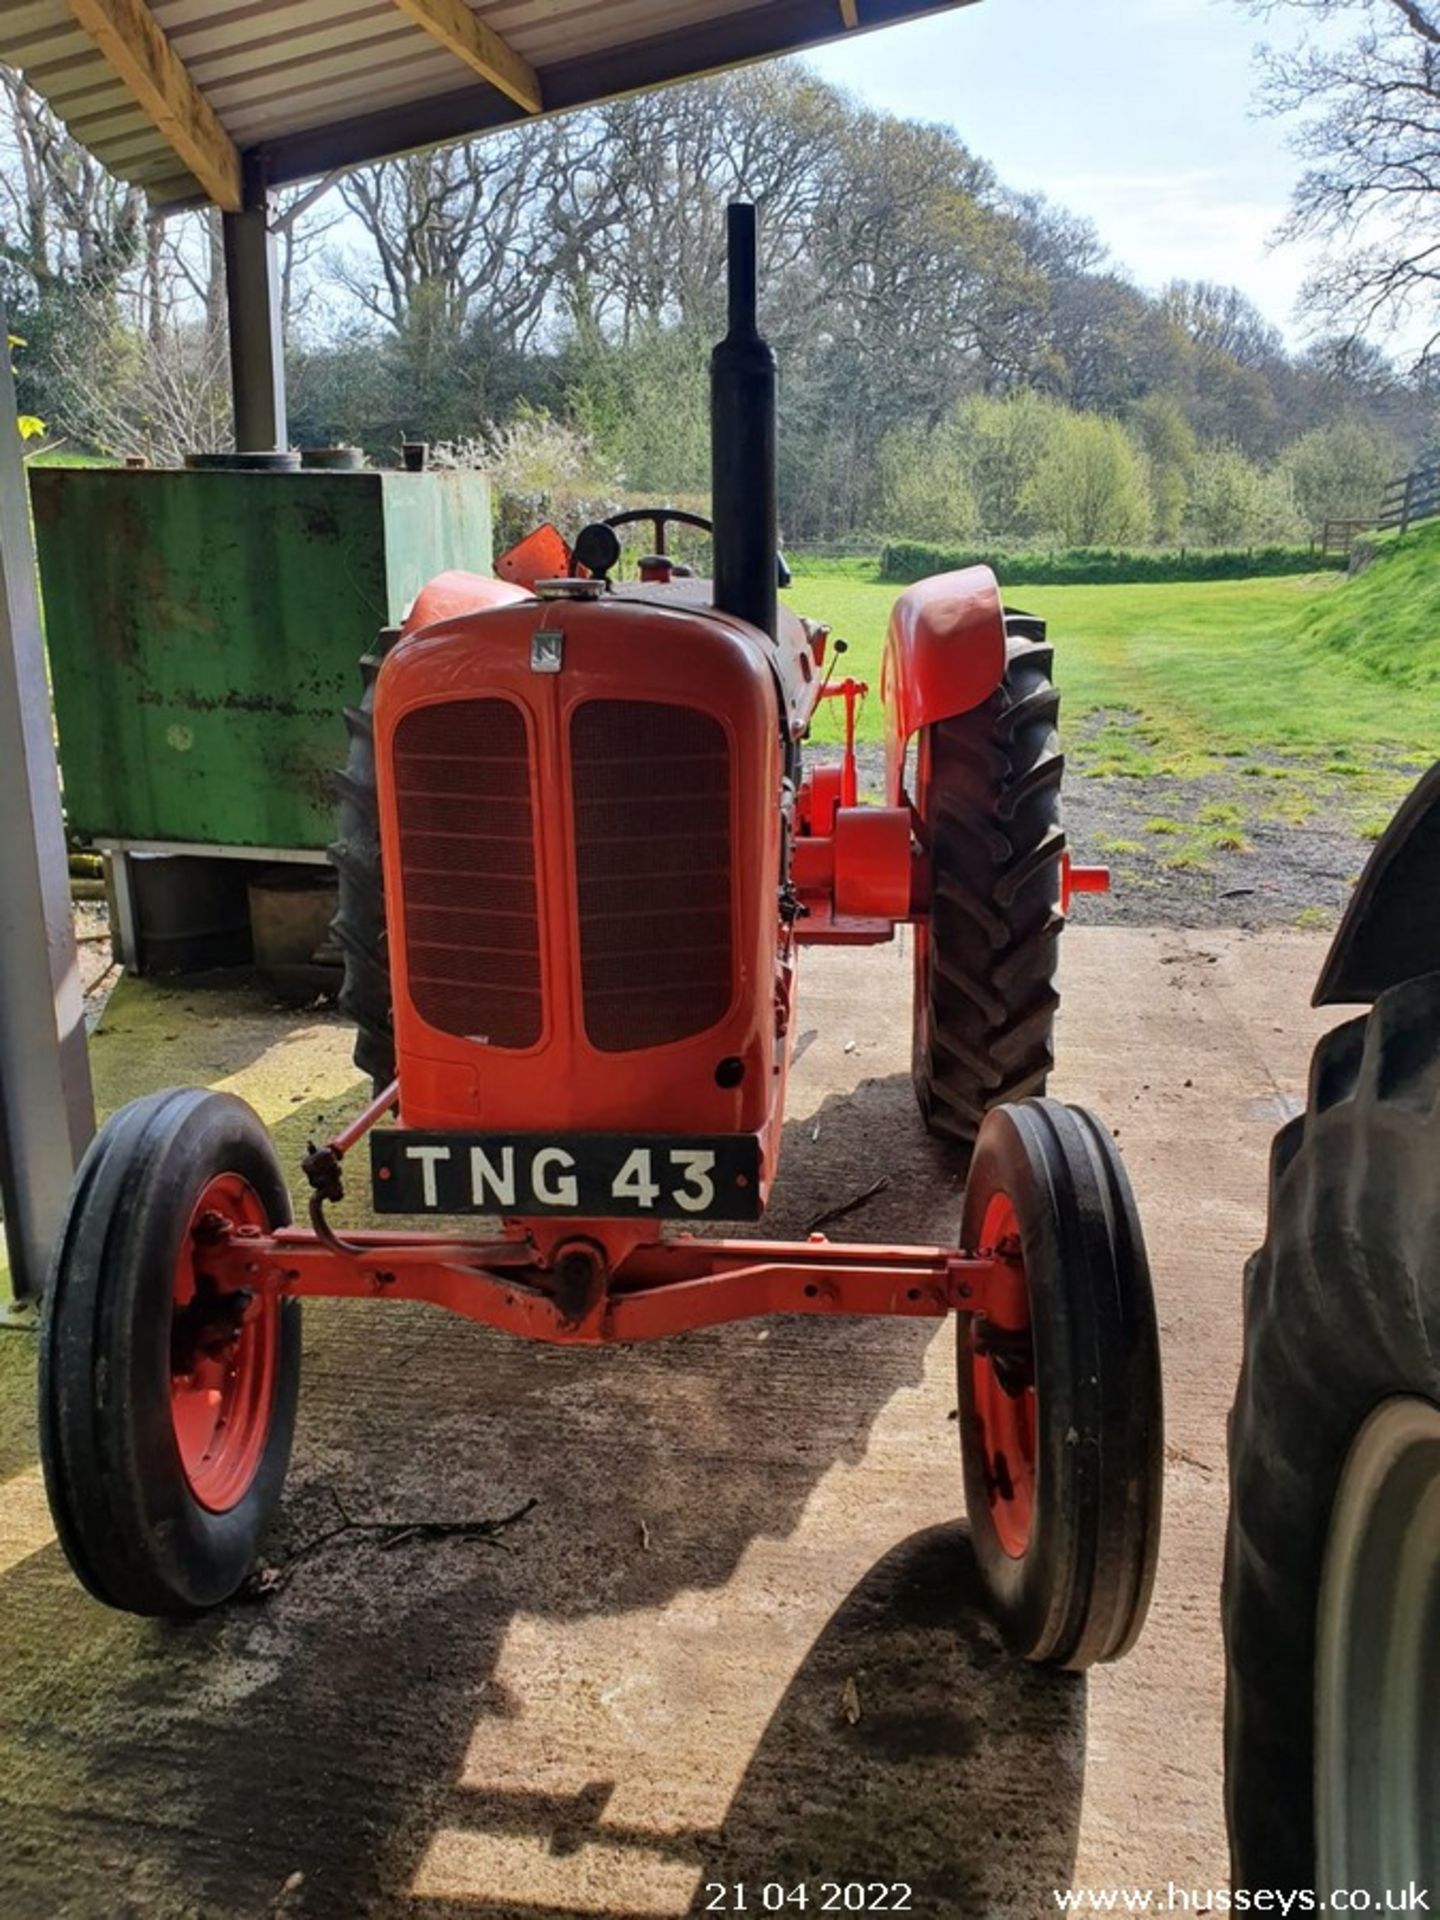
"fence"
1379,463,1440,535
1320,516,1373,558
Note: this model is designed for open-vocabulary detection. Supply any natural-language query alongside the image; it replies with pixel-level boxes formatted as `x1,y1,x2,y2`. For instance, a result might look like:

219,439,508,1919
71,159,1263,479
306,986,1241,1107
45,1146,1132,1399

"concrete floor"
0,928,1341,1920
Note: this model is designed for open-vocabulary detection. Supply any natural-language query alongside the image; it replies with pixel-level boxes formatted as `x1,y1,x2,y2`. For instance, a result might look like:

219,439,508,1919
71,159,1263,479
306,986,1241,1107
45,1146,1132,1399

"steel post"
0,304,95,1304
223,194,287,451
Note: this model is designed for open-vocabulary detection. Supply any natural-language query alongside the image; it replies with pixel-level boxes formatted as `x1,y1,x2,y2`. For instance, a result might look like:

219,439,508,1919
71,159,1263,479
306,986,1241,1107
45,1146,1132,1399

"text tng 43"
371,1132,763,1221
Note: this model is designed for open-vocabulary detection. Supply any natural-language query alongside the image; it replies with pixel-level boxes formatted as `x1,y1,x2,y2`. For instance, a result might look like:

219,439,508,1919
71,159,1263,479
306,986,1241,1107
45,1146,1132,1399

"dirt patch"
1060,766,1365,931
814,729,1421,933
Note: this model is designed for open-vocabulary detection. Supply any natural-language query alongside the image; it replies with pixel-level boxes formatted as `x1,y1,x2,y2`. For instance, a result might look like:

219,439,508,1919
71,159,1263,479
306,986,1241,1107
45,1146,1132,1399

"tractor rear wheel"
39,1088,301,1615
331,627,399,1089
1224,973,1440,1894
913,627,1065,1158
958,1098,1163,1669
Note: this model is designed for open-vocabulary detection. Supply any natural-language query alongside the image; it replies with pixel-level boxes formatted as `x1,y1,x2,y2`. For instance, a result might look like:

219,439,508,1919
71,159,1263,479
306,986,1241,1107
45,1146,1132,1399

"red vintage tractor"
38,205,1162,1665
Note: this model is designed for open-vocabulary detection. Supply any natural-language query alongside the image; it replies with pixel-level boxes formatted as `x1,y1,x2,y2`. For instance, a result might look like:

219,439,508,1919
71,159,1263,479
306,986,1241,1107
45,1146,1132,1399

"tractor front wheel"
958,1098,1163,1669
1224,973,1440,1894
913,629,1065,1159
39,1088,301,1615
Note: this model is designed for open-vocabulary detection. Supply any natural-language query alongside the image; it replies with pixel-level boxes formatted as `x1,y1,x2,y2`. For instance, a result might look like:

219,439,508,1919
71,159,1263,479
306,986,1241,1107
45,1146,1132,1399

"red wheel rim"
914,923,933,1046
170,1173,278,1512
971,1191,1037,1558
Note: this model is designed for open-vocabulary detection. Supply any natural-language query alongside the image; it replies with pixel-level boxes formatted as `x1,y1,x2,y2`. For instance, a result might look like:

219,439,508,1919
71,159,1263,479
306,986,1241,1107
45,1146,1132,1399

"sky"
810,0,1324,344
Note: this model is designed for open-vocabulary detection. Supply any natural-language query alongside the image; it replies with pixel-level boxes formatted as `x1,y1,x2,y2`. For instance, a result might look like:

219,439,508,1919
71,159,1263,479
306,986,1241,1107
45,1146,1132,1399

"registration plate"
371,1131,763,1221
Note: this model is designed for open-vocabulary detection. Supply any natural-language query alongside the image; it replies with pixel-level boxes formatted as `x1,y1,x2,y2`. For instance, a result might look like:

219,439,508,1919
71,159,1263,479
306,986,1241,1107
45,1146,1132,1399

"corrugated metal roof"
0,0,978,209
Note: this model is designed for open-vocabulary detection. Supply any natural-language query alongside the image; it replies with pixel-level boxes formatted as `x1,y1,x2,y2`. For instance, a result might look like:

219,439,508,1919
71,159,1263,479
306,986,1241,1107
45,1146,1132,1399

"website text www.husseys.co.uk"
1053,1885,1430,1914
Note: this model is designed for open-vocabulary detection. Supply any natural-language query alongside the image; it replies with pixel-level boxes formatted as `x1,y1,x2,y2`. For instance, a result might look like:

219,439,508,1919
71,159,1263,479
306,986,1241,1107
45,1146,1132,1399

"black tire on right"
913,628,1066,1158
1223,972,1440,1891
331,627,400,1088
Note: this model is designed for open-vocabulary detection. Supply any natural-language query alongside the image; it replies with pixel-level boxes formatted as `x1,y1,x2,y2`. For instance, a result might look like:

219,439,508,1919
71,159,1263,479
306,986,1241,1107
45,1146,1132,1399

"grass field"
788,552,1435,831
26,448,114,468
1291,520,1440,690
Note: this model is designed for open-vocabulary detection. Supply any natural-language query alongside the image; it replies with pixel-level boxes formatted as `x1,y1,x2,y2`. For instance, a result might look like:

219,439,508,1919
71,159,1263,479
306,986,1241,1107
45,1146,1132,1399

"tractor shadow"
403,1527,1084,1920
0,1069,1083,1919
678,1525,1086,1917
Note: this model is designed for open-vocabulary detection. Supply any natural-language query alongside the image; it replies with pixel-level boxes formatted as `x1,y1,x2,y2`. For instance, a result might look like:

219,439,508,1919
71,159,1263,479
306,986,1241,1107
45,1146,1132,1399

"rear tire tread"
915,638,1066,1154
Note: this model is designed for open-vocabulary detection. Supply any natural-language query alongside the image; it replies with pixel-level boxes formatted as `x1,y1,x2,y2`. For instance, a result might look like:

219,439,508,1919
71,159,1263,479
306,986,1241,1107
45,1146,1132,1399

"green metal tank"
31,462,492,851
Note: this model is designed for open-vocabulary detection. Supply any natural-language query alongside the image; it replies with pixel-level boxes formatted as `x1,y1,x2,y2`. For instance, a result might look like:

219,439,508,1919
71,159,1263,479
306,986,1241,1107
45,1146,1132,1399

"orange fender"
402,570,531,635
880,567,1007,804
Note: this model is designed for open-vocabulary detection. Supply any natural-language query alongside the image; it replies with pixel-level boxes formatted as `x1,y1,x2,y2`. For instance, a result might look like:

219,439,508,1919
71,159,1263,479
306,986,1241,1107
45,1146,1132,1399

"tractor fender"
1314,759,1440,1005
880,567,1008,804
402,569,531,636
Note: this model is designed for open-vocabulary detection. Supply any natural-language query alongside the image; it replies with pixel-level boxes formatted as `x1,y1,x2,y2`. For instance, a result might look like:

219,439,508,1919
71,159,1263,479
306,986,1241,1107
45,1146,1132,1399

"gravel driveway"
815,731,1428,934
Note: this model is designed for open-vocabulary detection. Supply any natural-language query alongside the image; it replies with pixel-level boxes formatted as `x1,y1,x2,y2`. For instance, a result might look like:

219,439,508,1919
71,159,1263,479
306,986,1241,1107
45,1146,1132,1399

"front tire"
913,629,1065,1158
39,1088,301,1615
1224,974,1440,1892
958,1099,1163,1669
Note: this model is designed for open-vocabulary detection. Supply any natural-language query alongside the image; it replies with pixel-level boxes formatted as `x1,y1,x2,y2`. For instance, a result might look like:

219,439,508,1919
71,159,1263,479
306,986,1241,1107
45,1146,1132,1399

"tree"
950,390,1064,539
51,301,231,463
1008,191,1109,283
1185,445,1303,546
1129,393,1198,543
1245,0,1440,359
0,67,143,296
1160,278,1289,455
1281,416,1403,526
334,117,599,352
2,37,1427,523
1042,271,1191,414
1020,412,1152,546
875,419,980,541
1163,279,1285,368
566,317,712,498
566,65,835,342
787,106,1047,532
0,67,144,425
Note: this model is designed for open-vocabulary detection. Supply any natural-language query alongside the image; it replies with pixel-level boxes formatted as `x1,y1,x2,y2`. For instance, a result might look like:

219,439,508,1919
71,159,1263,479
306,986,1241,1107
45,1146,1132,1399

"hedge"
877,542,1346,586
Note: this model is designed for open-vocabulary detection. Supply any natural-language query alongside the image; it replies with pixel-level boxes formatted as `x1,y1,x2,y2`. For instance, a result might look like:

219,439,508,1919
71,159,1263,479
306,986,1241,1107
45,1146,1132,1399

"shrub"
434,405,622,552
876,541,1343,585
1185,445,1302,547
1282,418,1405,531
948,390,1062,539
874,420,979,544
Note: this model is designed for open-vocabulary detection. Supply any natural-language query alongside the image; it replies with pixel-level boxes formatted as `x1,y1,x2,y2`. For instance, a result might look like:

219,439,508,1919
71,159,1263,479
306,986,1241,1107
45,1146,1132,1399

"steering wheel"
569,506,790,588
603,507,713,557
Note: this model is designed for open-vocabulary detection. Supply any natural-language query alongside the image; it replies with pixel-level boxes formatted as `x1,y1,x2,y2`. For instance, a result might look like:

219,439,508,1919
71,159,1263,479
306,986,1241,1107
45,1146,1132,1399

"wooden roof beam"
388,0,542,114
66,0,242,210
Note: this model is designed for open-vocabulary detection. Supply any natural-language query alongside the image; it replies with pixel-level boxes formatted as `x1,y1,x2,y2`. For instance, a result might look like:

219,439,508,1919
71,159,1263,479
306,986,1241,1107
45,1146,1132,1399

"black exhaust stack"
711,202,778,640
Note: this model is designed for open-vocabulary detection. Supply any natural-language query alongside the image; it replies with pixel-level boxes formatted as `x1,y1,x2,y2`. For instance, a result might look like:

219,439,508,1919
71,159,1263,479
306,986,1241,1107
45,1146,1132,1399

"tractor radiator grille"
393,699,541,1049
571,701,733,1053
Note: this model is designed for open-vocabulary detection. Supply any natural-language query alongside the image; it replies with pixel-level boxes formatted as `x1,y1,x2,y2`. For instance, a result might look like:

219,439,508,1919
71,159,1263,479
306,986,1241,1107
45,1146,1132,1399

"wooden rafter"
67,0,242,210
839,0,861,24
389,0,543,113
